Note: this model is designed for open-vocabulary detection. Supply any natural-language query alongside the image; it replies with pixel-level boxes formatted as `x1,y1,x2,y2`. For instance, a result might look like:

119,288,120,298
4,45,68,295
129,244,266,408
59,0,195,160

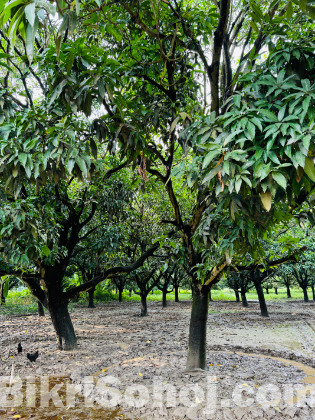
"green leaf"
249,20,259,33
90,138,98,159
259,109,278,122
202,150,221,169
48,79,67,106
304,157,315,182
272,172,287,189
67,158,75,174
233,95,241,108
42,246,50,257
18,153,27,167
68,11,77,36
247,121,255,139
75,156,87,175
287,1,293,19
57,12,69,37
24,2,35,26
302,96,311,114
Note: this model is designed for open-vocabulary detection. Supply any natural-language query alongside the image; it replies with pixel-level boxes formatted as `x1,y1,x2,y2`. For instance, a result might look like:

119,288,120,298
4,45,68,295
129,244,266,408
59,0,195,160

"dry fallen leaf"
242,383,248,387
102,369,107,372
139,373,142,376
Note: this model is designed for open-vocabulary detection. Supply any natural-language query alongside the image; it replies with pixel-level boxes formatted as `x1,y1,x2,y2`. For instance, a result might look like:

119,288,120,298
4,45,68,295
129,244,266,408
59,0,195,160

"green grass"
1,286,313,317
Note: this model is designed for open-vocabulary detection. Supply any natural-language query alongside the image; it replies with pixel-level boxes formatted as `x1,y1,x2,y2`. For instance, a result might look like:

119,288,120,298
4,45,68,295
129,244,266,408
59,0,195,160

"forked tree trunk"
311,285,315,302
140,292,148,316
37,301,45,317
254,280,269,317
274,287,278,295
48,299,77,350
162,289,167,308
174,285,179,302
286,285,291,298
234,289,240,302
302,287,309,302
119,288,123,302
88,286,95,308
241,290,248,307
186,285,209,370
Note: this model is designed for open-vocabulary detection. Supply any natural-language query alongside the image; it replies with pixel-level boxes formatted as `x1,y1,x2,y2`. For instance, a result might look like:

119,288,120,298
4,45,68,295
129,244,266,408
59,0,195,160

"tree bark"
140,292,148,316
129,289,132,297
286,284,292,298
48,299,77,350
274,287,278,295
175,285,179,302
186,285,209,370
37,300,45,317
254,280,269,317
119,288,123,302
0,283,5,305
234,289,240,302
88,286,95,308
311,285,315,302
302,287,309,302
209,289,212,302
162,289,167,308
265,287,269,294
241,290,248,307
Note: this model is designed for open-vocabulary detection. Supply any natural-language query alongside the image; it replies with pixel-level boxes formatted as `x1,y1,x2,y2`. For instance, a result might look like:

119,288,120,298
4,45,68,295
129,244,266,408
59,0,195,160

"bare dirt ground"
1,299,315,419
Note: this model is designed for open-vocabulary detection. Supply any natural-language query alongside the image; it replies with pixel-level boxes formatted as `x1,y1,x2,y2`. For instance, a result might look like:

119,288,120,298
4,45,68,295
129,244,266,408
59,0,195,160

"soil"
1,299,315,419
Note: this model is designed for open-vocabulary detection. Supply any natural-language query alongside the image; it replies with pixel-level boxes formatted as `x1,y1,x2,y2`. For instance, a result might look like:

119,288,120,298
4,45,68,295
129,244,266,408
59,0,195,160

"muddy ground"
0,299,315,419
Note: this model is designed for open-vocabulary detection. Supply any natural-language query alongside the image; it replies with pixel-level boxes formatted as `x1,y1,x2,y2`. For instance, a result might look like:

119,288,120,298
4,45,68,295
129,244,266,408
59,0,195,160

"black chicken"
27,351,39,363
17,343,22,353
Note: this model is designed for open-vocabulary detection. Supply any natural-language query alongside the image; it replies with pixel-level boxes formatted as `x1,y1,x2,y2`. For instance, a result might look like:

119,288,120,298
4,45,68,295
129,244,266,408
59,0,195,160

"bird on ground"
27,351,39,363
17,343,22,353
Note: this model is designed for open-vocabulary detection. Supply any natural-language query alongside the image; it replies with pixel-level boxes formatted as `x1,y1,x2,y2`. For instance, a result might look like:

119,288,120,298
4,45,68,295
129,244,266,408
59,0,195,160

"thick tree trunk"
274,287,278,295
191,285,194,297
254,281,269,317
37,300,45,317
209,289,212,302
175,285,179,302
302,287,309,302
186,285,209,370
48,299,77,350
140,292,148,316
88,286,95,308
286,284,292,298
311,285,315,302
119,288,123,302
241,290,248,308
162,289,167,308
234,289,240,302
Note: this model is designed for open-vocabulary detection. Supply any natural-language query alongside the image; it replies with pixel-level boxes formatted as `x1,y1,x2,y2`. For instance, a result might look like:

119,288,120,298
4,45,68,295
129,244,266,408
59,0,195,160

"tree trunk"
152,290,154,294
88,286,95,308
129,289,132,297
191,285,194,297
311,285,315,302
186,285,209,370
274,287,278,295
286,284,291,298
254,280,269,317
140,292,148,316
265,287,269,294
48,299,77,350
162,289,167,308
0,283,5,305
175,285,179,302
241,290,248,308
37,300,45,317
302,287,309,302
234,289,240,302
119,288,123,302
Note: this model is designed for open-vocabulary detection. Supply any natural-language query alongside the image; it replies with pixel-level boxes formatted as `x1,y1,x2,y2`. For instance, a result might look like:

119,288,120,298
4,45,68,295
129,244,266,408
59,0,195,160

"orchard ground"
0,289,315,420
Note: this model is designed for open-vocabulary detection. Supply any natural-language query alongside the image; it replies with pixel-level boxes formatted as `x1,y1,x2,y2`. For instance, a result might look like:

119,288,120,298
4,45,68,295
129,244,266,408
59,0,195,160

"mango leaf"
202,150,221,169
42,246,50,257
272,172,287,189
2,278,9,299
24,2,35,26
304,157,315,182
